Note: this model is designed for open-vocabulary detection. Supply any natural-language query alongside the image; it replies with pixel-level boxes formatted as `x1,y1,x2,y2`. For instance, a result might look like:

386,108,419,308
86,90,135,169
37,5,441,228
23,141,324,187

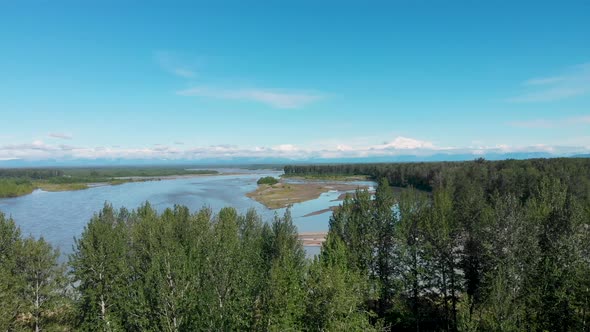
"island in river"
246,179,370,209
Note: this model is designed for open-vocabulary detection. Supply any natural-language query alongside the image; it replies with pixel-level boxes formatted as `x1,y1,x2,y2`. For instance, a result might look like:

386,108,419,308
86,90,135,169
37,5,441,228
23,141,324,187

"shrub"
257,176,279,185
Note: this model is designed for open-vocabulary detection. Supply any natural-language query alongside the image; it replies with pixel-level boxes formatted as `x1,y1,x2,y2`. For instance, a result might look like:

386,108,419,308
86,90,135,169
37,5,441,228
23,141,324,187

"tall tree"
18,237,69,332
262,210,307,330
70,203,130,331
0,212,24,330
395,188,429,331
423,186,461,331
306,234,375,331
373,178,397,317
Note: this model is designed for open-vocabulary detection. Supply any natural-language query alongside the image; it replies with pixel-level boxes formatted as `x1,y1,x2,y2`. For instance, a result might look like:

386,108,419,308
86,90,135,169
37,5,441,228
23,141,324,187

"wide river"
0,168,374,259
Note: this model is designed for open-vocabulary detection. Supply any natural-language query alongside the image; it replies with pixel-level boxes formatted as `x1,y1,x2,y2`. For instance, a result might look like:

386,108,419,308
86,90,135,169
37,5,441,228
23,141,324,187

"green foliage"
261,210,307,330
257,176,279,185
69,203,130,331
18,237,70,331
0,212,22,330
1,157,589,330
314,160,590,331
0,178,35,197
306,235,375,331
0,212,73,331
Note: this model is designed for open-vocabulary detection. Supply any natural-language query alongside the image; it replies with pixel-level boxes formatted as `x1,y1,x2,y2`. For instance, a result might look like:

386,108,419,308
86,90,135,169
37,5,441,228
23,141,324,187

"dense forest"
1,158,589,331
285,157,590,198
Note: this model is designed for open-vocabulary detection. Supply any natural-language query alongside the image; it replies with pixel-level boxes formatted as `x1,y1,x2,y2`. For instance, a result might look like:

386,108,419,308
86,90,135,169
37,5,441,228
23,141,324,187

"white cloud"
508,62,590,102
177,86,323,109
157,51,323,109
1,136,589,162
48,133,73,140
373,136,436,150
273,144,299,152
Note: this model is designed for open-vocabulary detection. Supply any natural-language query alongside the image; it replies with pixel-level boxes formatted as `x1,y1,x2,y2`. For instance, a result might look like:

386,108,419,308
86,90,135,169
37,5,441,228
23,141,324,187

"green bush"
0,178,35,197
257,176,279,185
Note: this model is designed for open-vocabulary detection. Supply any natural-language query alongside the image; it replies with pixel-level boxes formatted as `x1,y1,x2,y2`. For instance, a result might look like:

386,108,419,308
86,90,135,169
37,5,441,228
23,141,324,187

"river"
0,168,374,259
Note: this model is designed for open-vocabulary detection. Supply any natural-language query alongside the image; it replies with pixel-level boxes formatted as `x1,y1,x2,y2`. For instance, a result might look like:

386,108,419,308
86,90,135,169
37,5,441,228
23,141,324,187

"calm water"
0,169,374,258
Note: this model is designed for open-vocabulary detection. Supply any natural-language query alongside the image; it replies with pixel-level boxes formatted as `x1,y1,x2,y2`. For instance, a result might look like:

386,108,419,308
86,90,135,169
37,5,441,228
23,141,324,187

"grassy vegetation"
0,179,36,197
60,167,218,178
36,182,89,192
0,167,220,198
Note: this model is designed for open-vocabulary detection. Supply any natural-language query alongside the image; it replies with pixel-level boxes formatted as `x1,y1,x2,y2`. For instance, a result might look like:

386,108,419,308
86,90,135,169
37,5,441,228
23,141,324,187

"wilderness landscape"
2,1,590,331
1,159,590,330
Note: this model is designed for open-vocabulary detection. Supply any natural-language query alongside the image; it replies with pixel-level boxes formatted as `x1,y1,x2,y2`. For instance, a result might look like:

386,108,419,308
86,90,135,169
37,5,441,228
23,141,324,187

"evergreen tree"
373,178,397,318
423,186,461,331
394,188,429,331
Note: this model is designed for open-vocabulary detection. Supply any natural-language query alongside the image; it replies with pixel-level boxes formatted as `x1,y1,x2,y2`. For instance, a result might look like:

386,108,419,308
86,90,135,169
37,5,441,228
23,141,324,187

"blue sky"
1,1,589,162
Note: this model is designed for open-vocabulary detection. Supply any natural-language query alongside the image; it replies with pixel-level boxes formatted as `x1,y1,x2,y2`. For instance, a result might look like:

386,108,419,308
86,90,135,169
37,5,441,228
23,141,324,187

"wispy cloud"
525,76,566,86
177,86,324,109
155,51,196,78
157,51,324,109
48,133,73,140
509,115,590,128
171,68,195,78
508,62,590,102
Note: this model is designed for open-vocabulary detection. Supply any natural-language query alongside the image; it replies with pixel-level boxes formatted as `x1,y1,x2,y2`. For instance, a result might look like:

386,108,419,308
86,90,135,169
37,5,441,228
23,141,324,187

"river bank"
0,169,223,198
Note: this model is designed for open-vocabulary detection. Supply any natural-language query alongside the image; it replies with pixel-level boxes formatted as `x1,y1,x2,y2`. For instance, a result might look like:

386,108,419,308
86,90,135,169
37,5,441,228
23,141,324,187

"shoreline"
298,232,328,247
302,206,339,217
0,172,240,198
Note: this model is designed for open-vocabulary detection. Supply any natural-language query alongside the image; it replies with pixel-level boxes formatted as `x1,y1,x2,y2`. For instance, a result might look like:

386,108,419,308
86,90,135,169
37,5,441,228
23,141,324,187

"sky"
1,0,589,163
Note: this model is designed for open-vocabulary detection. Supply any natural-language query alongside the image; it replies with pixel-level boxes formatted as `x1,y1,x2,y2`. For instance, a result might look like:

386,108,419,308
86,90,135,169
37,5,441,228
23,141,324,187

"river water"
0,168,374,258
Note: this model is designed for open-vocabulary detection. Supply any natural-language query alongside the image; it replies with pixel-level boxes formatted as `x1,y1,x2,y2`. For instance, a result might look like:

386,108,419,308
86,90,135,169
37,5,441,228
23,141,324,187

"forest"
1,158,589,331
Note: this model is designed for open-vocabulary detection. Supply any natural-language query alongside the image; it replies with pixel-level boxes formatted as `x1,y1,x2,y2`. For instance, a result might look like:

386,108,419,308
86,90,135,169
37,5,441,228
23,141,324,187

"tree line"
284,157,590,200
0,157,589,331
0,204,373,331
0,167,220,198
